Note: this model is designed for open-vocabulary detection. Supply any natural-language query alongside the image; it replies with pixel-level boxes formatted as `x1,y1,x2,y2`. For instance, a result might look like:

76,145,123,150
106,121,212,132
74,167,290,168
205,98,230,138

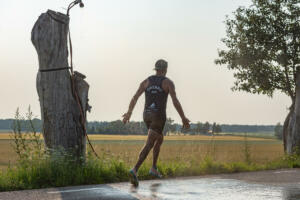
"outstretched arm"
168,80,190,129
122,79,147,124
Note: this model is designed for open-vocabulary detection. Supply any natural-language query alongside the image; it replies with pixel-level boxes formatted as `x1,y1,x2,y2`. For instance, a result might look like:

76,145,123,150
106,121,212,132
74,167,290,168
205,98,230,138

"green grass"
0,156,128,191
0,151,299,192
0,130,289,192
0,108,292,191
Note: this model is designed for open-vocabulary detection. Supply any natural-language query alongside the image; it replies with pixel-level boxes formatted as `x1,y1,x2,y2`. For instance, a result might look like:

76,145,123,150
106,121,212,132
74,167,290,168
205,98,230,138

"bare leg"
152,133,163,168
134,129,159,172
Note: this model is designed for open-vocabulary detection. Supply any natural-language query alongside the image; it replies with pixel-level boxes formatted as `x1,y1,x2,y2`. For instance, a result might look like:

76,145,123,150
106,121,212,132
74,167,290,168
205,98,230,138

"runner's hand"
182,117,190,129
122,112,131,124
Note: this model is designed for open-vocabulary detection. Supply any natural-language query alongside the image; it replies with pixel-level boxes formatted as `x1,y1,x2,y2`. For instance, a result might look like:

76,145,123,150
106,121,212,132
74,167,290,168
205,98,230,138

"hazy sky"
0,0,291,125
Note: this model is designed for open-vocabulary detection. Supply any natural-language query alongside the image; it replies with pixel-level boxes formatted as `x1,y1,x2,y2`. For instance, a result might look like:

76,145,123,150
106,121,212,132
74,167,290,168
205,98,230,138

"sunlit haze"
0,0,291,124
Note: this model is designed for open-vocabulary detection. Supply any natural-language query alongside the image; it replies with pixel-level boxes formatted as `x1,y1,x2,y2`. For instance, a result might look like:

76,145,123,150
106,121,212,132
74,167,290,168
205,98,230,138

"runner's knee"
154,139,163,148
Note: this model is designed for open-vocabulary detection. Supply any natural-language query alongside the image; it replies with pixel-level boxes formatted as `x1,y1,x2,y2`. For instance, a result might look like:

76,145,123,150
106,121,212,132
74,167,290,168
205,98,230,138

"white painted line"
47,187,104,194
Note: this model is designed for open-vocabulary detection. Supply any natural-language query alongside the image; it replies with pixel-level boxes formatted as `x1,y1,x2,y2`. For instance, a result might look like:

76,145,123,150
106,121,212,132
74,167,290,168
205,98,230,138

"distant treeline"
87,121,148,135
0,119,275,135
0,119,42,132
219,124,275,133
0,119,14,131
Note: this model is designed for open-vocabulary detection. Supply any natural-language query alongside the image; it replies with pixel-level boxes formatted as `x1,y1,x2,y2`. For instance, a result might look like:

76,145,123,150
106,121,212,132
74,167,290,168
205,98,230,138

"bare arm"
167,80,190,129
122,79,147,124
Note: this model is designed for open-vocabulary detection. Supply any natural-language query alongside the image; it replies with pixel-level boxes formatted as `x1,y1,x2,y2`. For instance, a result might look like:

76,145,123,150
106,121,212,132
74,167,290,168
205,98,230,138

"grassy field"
219,132,276,139
1,132,296,191
0,133,284,169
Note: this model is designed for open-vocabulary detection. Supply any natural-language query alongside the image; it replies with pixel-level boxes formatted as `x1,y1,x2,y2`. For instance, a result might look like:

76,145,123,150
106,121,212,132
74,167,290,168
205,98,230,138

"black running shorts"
143,112,166,134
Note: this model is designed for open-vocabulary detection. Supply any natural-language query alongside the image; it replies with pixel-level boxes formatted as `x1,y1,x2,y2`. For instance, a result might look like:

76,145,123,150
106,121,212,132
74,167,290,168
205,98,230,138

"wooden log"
31,10,90,159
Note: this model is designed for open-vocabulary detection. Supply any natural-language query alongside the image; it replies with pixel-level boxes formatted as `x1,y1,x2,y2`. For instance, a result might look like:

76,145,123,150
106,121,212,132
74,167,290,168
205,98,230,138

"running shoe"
149,167,162,178
129,169,139,187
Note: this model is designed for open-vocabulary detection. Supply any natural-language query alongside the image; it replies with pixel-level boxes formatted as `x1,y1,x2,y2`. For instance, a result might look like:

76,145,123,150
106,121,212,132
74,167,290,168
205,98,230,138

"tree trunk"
285,67,300,154
31,10,90,160
283,108,292,152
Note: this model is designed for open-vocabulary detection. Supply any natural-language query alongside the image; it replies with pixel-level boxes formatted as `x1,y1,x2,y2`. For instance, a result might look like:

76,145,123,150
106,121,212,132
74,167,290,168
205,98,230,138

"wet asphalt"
1,169,300,200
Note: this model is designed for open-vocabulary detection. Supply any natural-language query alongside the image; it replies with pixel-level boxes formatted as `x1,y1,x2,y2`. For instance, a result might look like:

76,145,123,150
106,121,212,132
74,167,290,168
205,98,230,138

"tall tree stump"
286,67,300,154
31,10,90,159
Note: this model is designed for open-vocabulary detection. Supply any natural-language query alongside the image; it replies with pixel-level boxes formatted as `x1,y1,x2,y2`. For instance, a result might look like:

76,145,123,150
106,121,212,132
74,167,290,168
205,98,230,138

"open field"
0,133,292,192
0,133,284,169
219,132,276,139
0,133,277,141
0,130,12,133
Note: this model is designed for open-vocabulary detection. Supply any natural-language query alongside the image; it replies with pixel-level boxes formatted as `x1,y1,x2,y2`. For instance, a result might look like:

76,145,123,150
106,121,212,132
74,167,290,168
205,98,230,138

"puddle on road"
114,178,300,200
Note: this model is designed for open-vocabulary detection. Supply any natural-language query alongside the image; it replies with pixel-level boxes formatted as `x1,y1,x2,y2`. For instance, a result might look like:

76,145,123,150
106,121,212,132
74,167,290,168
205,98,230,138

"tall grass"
243,133,251,164
0,108,299,191
2,149,299,191
10,107,44,163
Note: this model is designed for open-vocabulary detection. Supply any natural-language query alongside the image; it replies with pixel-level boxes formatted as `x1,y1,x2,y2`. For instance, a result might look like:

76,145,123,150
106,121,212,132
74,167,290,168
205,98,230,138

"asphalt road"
1,169,300,200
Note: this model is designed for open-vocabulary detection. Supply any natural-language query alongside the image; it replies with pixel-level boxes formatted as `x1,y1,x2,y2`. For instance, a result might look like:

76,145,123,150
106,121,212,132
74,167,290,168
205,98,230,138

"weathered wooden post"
286,67,300,154
31,9,90,160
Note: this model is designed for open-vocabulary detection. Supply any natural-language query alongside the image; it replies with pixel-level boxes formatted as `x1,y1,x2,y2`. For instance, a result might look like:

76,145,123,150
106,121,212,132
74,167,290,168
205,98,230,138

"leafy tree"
212,122,222,134
274,122,283,140
164,118,176,136
88,126,96,134
195,122,203,135
215,0,300,151
212,122,217,134
215,124,222,134
203,122,210,134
